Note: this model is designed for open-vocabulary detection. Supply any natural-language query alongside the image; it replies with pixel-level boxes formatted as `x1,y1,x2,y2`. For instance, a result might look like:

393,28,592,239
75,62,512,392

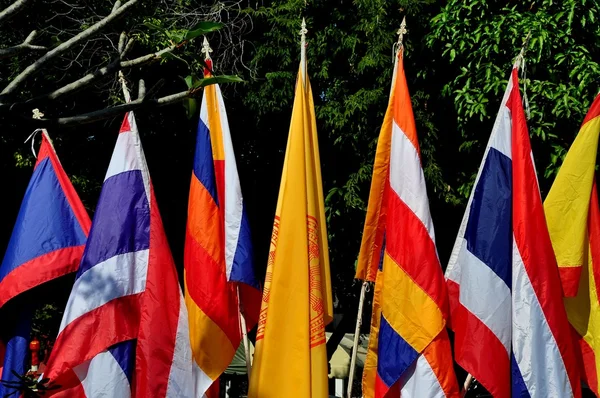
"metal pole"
347,281,369,398
237,286,252,379
461,373,474,398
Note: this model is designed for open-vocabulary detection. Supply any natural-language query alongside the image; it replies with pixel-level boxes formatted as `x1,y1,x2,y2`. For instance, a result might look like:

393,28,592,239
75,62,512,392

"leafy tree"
427,0,600,195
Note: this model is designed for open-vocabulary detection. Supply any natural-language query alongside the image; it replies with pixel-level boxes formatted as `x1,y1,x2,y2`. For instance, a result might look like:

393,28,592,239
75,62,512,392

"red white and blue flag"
44,113,196,397
0,131,91,396
445,68,581,397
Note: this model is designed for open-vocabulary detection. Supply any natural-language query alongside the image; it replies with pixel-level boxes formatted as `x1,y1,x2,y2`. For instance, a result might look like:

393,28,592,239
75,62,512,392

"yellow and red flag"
184,59,262,396
356,50,458,397
544,94,600,394
247,64,333,398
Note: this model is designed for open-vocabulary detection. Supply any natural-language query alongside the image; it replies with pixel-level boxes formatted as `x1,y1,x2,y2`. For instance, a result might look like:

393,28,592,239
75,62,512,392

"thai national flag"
445,68,581,397
0,131,90,396
44,113,196,397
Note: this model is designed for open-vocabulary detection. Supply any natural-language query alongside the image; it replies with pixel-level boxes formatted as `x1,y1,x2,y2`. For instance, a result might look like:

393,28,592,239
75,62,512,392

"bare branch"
41,43,178,102
1,0,139,96
0,31,46,59
0,0,31,24
36,90,191,126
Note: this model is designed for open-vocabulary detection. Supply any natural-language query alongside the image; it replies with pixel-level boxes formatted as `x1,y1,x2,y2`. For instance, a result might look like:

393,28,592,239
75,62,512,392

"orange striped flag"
357,50,458,397
184,59,262,396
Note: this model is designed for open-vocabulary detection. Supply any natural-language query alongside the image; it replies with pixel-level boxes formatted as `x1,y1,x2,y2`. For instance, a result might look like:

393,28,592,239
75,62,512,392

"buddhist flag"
356,50,458,398
184,57,262,396
544,94,600,394
248,64,333,398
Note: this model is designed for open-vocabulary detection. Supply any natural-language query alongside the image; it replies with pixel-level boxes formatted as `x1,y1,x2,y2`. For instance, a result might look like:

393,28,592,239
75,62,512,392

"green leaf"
183,98,198,120
184,22,224,41
191,75,244,89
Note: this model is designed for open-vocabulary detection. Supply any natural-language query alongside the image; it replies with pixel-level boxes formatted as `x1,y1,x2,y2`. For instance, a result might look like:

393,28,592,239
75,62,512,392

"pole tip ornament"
201,36,213,61
300,18,308,45
393,17,407,61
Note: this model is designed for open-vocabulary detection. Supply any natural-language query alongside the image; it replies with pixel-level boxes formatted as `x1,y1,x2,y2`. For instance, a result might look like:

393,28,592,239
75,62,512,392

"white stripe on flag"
165,293,195,397
74,350,131,398
512,239,572,397
449,239,511,355
105,113,151,203
399,354,445,398
216,86,244,280
60,250,149,332
389,122,436,242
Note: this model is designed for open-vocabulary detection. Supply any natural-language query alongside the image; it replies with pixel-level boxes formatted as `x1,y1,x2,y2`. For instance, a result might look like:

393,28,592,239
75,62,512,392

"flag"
184,59,261,396
445,67,581,397
248,64,333,398
0,131,91,396
543,94,600,394
356,50,458,398
44,113,195,397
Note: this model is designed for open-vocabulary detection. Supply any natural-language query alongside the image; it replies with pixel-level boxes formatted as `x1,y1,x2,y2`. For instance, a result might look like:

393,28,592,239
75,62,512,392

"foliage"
428,0,600,194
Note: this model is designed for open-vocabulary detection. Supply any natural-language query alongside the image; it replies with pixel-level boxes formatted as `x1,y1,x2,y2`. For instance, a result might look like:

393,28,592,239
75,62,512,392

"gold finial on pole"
393,16,407,63
397,16,407,49
201,36,213,62
300,18,308,86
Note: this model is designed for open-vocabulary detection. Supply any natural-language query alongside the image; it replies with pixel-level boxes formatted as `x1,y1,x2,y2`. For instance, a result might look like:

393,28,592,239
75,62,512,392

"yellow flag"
544,96,600,297
543,94,600,394
248,66,333,398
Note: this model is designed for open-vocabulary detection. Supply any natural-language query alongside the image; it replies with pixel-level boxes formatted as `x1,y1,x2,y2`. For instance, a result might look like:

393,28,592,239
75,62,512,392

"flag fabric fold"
543,93,600,394
445,67,581,398
0,131,91,397
184,61,262,396
248,65,333,398
44,113,195,398
358,51,458,398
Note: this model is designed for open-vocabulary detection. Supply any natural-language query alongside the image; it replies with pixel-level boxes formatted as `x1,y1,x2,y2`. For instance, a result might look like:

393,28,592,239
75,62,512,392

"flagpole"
346,280,369,398
237,286,253,379
300,18,307,87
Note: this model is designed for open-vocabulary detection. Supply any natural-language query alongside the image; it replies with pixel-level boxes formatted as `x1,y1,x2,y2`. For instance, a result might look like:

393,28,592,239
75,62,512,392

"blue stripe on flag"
193,119,219,206
0,308,31,397
229,205,259,288
108,339,135,384
0,158,86,282
77,170,150,278
465,147,512,289
376,314,419,388
511,352,530,398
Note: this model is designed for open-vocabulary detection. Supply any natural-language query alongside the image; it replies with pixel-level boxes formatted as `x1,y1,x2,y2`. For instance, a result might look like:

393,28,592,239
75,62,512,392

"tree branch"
6,43,179,107
34,90,191,126
0,31,46,60
0,0,30,24
1,0,139,96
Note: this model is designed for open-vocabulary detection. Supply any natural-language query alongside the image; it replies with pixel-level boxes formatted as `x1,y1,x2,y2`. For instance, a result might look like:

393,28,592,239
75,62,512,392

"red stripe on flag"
508,68,581,397
185,175,240,344
0,245,84,307
385,191,448,317
582,94,600,126
446,279,510,398
185,229,240,344
45,294,141,382
135,190,183,398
